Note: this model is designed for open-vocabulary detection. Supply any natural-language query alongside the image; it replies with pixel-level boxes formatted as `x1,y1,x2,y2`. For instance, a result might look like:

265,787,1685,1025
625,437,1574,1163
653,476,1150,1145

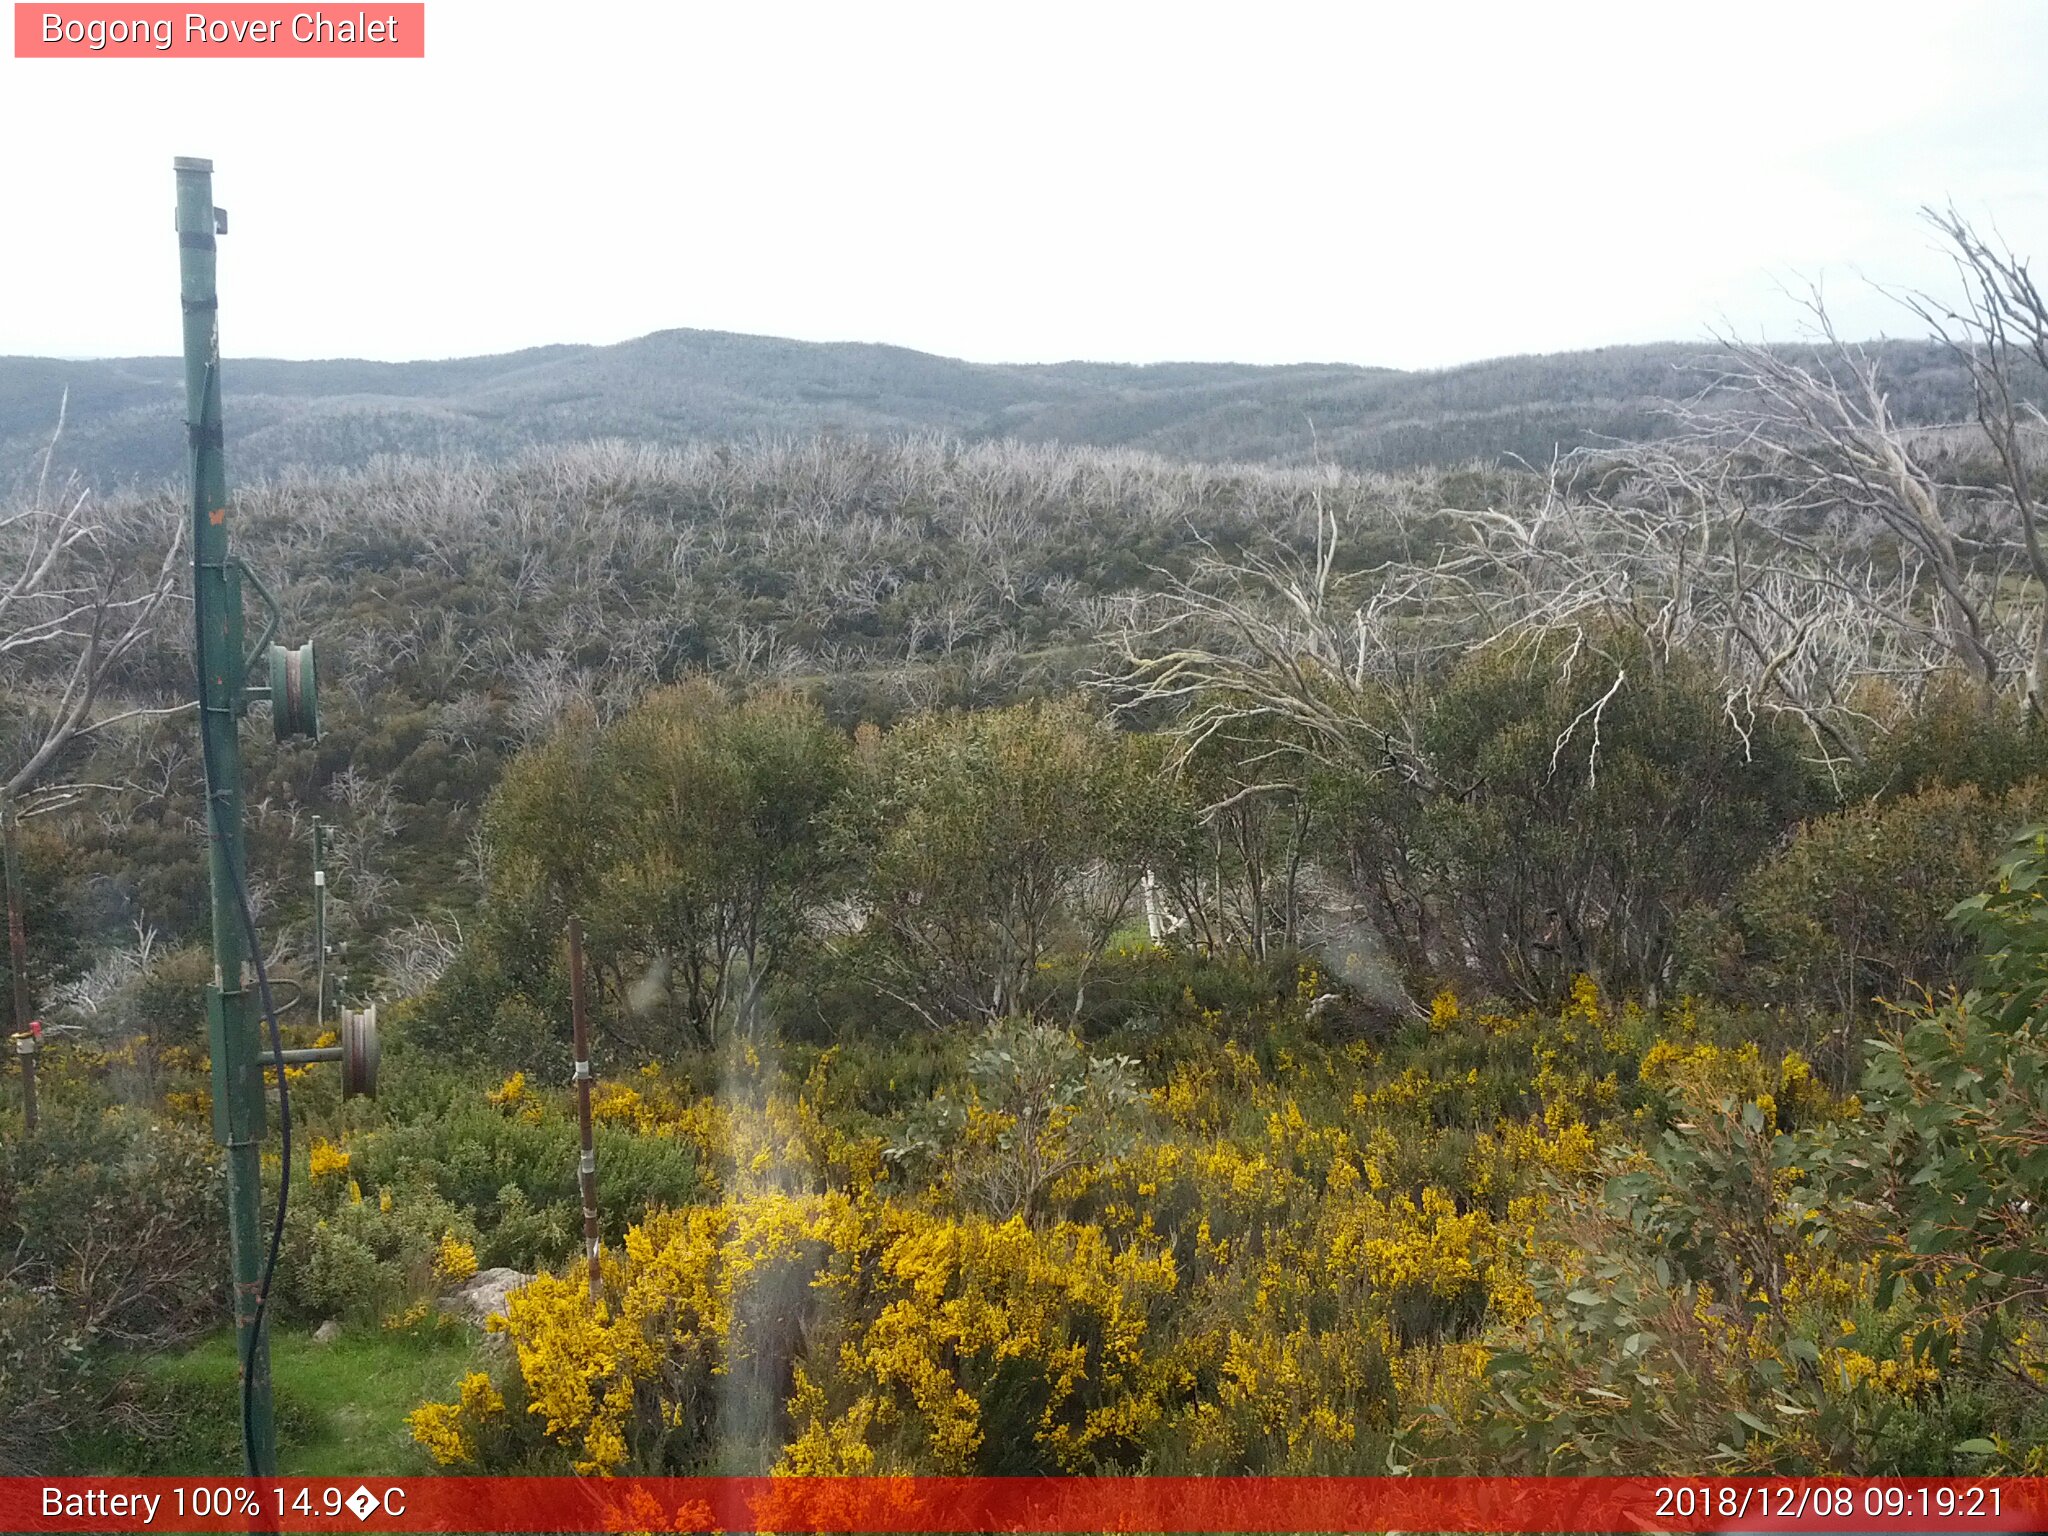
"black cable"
199,645,293,1480
191,357,292,1476
233,839,291,1474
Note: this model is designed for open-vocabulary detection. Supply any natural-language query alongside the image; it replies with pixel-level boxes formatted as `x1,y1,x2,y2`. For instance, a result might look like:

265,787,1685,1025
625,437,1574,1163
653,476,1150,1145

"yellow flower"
435,1231,480,1284
408,1371,505,1465
308,1138,351,1181
486,1071,528,1110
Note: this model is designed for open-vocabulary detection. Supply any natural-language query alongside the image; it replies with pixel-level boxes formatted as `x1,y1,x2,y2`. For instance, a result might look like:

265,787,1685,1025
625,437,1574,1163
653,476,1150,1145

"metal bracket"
236,558,281,671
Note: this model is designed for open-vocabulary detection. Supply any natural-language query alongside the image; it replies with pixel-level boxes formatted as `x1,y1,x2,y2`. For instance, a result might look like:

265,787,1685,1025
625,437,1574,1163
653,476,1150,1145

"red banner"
4,1477,2046,1533
13,4,424,57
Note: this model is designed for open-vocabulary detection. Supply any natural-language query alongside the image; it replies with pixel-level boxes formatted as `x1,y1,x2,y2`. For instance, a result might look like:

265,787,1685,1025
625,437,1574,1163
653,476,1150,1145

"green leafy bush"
425,682,852,1061
848,697,1187,1024
279,1179,477,1325
1806,824,2048,1374
886,1017,1145,1223
1712,780,2046,1020
1855,678,2042,800
0,1107,225,1472
339,1099,701,1270
1325,632,1818,1007
1471,832,2048,1474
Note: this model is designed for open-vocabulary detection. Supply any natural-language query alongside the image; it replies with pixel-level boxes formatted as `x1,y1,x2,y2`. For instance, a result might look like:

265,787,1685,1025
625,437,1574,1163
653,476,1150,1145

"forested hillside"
6,230,2048,1481
0,329,1994,488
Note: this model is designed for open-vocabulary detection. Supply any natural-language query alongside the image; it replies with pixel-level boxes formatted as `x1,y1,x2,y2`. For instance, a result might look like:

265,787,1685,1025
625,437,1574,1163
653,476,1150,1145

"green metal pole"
175,155,276,1476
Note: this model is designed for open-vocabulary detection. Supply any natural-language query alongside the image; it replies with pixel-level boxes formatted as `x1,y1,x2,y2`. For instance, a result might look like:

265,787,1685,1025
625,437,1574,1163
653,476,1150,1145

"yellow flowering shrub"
445,1190,1181,1476
1429,989,1460,1031
1824,1346,1940,1398
408,1371,506,1466
399,958,2043,1474
487,1073,528,1114
163,1087,211,1120
435,1231,480,1284
1640,1039,1848,1131
308,1138,351,1181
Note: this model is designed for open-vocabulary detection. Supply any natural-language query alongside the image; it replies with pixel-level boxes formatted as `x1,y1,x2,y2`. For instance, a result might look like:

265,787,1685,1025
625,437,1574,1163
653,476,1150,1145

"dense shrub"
1326,633,1819,1006
885,1018,1145,1223
1465,1099,2028,1472
0,1105,225,1472
398,970,562,1077
411,979,1662,1478
0,1106,224,1349
1854,677,2043,800
428,682,852,1061
278,1175,478,1326
1465,836,2048,1474
1710,780,2047,1020
846,697,1188,1024
346,1094,702,1258
0,815,90,1022
0,1278,92,1472
1803,824,2048,1374
109,944,213,1056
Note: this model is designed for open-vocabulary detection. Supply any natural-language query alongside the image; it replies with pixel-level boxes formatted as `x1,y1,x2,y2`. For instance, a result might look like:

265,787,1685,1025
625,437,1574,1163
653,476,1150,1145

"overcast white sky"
5,0,2046,370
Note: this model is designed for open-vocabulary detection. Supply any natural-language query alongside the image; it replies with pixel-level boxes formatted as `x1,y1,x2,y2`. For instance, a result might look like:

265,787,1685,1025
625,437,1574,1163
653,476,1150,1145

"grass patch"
88,1320,484,1476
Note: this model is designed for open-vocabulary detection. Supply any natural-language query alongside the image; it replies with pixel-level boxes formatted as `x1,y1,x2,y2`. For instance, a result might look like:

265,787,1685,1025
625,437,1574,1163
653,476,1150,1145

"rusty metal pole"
11,1030,36,1139
3,793,35,1137
4,793,28,1036
567,916,601,1303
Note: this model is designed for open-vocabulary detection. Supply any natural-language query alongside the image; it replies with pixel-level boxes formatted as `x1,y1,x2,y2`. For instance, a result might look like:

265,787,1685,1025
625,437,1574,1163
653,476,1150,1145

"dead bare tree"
1394,440,1942,777
1705,302,2017,707
1107,482,1438,789
0,400,187,804
1903,205,2048,719
1105,260,2048,1005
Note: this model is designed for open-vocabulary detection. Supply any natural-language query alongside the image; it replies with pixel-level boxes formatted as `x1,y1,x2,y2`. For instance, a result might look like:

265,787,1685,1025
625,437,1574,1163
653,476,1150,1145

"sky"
4,0,2047,371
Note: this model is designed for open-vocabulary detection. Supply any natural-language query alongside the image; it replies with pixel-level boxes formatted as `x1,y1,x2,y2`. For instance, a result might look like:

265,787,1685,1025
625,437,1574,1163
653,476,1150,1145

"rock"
311,1319,343,1344
442,1266,532,1326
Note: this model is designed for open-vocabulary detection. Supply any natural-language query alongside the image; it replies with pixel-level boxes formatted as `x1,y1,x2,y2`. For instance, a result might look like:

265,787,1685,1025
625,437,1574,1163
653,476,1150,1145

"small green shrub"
1802,823,2048,1375
344,1099,699,1265
0,1107,224,1348
886,1017,1145,1223
1717,780,2046,1019
1856,678,2042,800
0,1278,93,1473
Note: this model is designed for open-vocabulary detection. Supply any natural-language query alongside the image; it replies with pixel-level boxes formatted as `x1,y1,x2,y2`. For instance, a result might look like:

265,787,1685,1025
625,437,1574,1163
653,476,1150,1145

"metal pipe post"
4,793,34,1138
567,916,601,1303
11,1031,36,1139
4,793,28,1034
261,1046,342,1067
176,154,275,1476
312,817,326,1033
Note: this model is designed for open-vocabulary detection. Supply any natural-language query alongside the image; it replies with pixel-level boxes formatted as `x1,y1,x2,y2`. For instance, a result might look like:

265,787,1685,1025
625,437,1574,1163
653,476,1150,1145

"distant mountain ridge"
0,327,1981,488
